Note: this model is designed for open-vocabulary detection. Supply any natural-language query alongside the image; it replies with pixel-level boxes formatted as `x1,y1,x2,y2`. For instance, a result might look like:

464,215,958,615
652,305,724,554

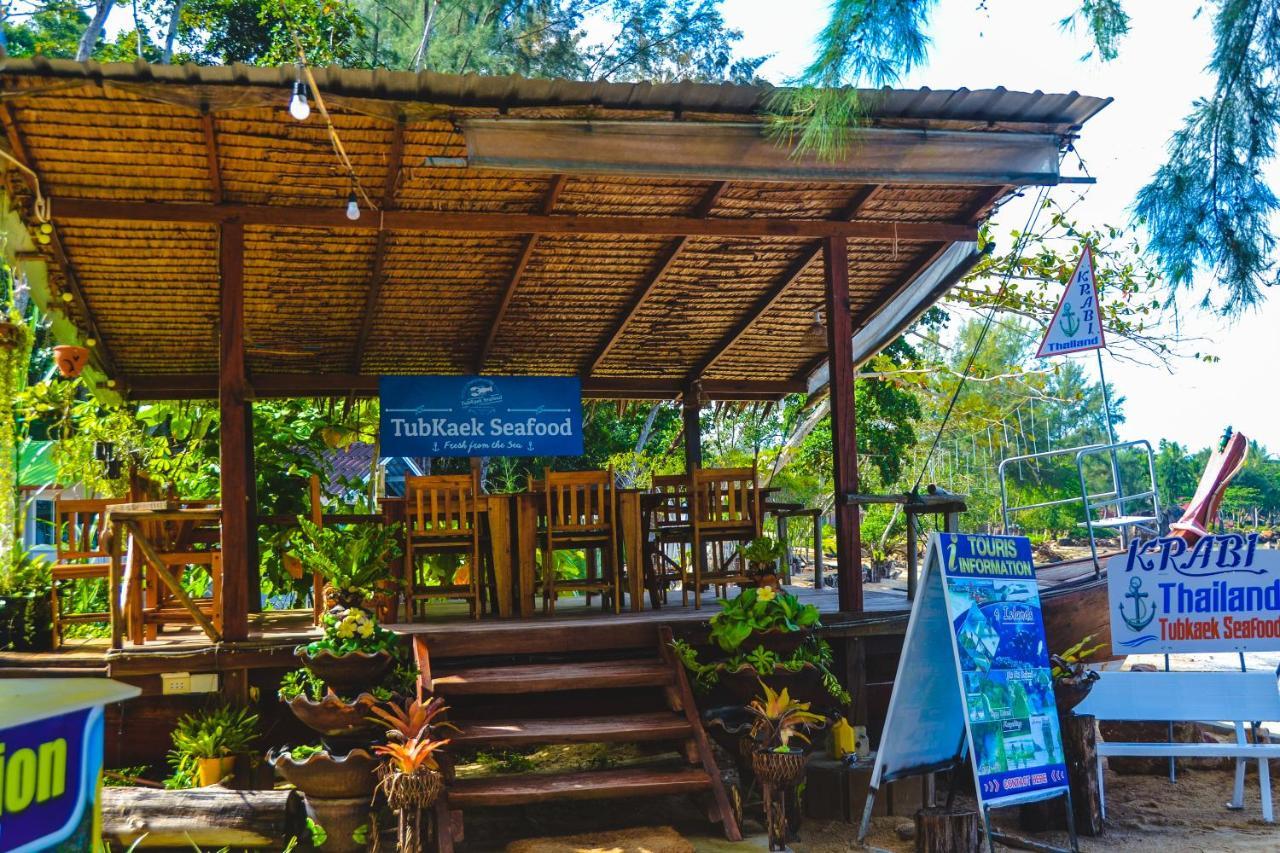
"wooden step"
450,712,693,748
432,660,672,695
448,767,711,807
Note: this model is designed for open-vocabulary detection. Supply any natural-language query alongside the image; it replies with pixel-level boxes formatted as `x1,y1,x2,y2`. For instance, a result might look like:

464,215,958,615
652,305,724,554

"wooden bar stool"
687,466,761,609
540,468,620,614
50,498,127,647
403,473,482,620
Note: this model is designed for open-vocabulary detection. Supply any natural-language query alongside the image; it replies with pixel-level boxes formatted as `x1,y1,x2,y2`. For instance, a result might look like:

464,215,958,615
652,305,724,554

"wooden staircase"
413,630,741,849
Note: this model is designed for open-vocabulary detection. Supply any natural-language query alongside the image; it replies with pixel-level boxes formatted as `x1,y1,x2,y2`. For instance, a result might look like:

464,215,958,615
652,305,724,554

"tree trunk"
915,806,980,853
162,0,186,63
411,0,440,71
1064,713,1104,836
76,0,116,61
101,786,305,848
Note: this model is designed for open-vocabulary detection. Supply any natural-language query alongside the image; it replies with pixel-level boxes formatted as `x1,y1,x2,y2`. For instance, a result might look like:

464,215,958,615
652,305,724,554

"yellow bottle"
829,716,856,758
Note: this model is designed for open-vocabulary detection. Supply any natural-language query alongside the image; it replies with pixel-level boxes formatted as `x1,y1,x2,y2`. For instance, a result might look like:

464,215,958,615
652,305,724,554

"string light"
805,308,826,347
345,186,360,221
289,77,311,121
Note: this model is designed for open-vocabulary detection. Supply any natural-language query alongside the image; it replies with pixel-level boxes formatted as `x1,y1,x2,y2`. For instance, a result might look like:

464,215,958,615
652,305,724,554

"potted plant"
1051,635,1105,715
296,605,400,693
291,519,402,610
745,680,825,851
738,535,786,588
269,743,381,853
710,586,820,656
166,705,259,788
374,736,450,853
0,548,52,652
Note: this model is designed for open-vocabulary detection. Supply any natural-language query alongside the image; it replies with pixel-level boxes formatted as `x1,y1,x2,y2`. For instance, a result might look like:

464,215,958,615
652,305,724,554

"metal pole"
1096,348,1127,542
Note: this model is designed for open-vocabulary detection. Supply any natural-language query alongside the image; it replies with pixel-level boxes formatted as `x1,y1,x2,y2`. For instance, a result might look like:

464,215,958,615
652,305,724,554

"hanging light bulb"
805,308,827,347
345,188,360,221
288,79,311,121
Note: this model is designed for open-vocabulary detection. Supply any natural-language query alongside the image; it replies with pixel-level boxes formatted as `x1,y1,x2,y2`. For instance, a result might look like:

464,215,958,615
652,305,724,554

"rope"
292,44,379,212
0,147,49,222
908,183,1051,497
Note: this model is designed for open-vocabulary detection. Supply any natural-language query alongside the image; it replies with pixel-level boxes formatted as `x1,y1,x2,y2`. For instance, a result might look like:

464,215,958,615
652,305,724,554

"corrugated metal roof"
0,57,1110,134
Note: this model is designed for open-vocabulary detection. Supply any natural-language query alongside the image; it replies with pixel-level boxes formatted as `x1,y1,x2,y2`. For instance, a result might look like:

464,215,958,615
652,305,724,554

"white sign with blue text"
1036,246,1105,359
1108,534,1280,654
379,375,584,458
866,532,1068,834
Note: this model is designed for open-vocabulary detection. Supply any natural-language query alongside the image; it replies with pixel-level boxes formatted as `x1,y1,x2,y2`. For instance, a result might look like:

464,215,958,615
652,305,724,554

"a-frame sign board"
858,533,1078,853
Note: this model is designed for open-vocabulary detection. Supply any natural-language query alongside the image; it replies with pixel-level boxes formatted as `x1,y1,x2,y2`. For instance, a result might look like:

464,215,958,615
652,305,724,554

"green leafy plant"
290,519,402,605
0,545,53,650
278,667,327,702
739,535,785,569
708,587,820,653
303,605,401,658
165,705,259,789
286,744,327,761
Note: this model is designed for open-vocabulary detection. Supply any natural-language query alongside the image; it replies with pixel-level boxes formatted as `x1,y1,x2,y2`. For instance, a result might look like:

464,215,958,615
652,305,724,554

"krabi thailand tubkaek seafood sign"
379,375,584,457
1108,534,1280,653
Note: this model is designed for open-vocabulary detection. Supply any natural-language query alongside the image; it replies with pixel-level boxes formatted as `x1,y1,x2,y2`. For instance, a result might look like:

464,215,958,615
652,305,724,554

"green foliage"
738,535,785,567
291,519,401,598
708,587,820,653
1058,0,1130,61
165,704,260,788
278,666,327,702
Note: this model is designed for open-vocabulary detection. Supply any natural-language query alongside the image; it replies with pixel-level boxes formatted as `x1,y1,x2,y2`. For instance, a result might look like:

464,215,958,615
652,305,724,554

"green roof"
18,440,58,487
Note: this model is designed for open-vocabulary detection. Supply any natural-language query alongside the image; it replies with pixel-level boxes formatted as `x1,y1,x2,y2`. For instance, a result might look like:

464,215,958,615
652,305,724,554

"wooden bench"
1074,670,1280,822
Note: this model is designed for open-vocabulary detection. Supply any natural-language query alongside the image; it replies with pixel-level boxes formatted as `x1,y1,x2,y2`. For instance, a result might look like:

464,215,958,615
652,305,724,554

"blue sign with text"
939,533,1068,809
0,707,99,852
379,376,584,458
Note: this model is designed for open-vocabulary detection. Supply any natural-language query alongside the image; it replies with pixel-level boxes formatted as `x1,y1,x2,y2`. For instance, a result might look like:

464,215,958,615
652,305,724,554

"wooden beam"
683,389,703,474
126,373,804,401
823,235,862,613
52,197,976,242
0,103,119,379
476,174,567,372
200,111,222,202
218,220,250,642
686,186,881,382
587,181,728,375
352,117,406,372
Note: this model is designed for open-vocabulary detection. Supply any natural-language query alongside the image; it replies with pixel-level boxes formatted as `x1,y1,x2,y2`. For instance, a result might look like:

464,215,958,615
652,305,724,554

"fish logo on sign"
1035,245,1106,358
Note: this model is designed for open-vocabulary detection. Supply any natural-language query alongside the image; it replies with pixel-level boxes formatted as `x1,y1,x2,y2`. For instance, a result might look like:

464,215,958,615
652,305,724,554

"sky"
719,0,1279,453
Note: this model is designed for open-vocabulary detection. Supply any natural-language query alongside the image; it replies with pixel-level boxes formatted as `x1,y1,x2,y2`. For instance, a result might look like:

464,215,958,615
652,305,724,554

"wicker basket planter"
379,767,444,812
751,748,808,787
295,647,394,695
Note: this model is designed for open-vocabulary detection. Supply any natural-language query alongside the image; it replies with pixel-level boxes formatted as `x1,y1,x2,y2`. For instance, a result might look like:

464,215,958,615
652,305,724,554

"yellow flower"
336,621,356,639
757,586,776,602
358,621,374,638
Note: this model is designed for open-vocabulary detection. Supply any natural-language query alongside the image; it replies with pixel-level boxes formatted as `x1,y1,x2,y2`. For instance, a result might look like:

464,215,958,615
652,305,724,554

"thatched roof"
0,58,1110,401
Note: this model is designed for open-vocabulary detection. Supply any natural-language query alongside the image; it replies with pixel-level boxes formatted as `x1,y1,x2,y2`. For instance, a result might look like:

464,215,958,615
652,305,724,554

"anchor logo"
1059,303,1081,337
1119,576,1155,631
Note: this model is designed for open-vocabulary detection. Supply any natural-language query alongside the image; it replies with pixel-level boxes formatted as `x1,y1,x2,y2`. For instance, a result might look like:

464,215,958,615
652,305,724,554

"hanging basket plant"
52,344,89,378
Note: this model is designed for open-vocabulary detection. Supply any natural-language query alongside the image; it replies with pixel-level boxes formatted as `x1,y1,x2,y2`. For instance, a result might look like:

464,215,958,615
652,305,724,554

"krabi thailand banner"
1108,533,1280,653
380,375,584,458
939,533,1068,808
1035,245,1105,358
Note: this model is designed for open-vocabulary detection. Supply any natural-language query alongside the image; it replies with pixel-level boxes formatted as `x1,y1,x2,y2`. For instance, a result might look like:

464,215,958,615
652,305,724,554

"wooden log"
102,786,305,848
914,806,979,853
1065,713,1104,836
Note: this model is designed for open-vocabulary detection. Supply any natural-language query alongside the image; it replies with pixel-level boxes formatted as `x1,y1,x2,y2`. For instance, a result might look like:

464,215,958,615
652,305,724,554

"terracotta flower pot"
302,795,371,853
52,344,89,378
196,755,237,787
295,647,394,695
286,691,386,738
268,747,381,799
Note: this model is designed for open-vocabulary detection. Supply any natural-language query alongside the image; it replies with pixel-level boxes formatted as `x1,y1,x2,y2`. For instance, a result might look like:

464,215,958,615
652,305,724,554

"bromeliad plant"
368,696,457,743
373,698,454,853
746,681,825,754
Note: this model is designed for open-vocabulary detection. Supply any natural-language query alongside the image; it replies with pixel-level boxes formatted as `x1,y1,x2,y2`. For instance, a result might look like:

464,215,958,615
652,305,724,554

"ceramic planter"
268,747,381,799
295,647,394,694
716,662,824,707
196,755,236,787
302,795,371,853
52,345,89,378
286,692,387,739
750,628,811,658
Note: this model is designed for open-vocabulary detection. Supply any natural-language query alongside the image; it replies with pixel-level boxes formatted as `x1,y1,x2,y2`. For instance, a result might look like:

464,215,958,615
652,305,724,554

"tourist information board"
380,375,583,457
1036,245,1105,358
863,533,1070,844
1108,533,1280,654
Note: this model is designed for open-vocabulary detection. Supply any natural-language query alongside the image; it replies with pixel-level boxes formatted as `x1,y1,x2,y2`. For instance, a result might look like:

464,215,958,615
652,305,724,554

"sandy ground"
782,766,1280,853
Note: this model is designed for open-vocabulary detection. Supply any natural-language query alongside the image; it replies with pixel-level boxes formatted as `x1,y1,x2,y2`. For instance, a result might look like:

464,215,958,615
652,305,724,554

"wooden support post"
778,514,790,582
219,220,250,642
1065,714,1104,836
244,401,260,613
824,236,863,613
813,511,825,589
915,807,980,853
906,510,919,601
683,392,702,474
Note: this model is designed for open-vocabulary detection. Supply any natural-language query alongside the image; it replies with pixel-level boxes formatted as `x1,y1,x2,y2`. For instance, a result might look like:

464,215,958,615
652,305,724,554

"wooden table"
107,501,223,650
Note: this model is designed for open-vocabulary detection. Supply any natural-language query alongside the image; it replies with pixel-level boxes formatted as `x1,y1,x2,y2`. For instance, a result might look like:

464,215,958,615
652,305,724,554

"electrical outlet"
189,673,219,693
161,672,191,694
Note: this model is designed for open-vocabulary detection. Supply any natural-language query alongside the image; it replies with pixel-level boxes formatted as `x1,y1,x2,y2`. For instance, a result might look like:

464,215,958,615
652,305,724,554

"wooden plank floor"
1,556,1104,675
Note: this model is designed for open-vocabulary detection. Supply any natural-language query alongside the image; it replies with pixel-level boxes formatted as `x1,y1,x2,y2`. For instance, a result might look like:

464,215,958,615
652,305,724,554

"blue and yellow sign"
0,679,138,852
379,375,584,458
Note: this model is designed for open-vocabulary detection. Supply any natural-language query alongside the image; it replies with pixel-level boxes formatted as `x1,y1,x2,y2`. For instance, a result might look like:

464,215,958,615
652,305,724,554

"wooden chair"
403,473,482,620
134,500,223,642
540,468,620,614
647,474,691,604
687,466,761,609
50,498,126,648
